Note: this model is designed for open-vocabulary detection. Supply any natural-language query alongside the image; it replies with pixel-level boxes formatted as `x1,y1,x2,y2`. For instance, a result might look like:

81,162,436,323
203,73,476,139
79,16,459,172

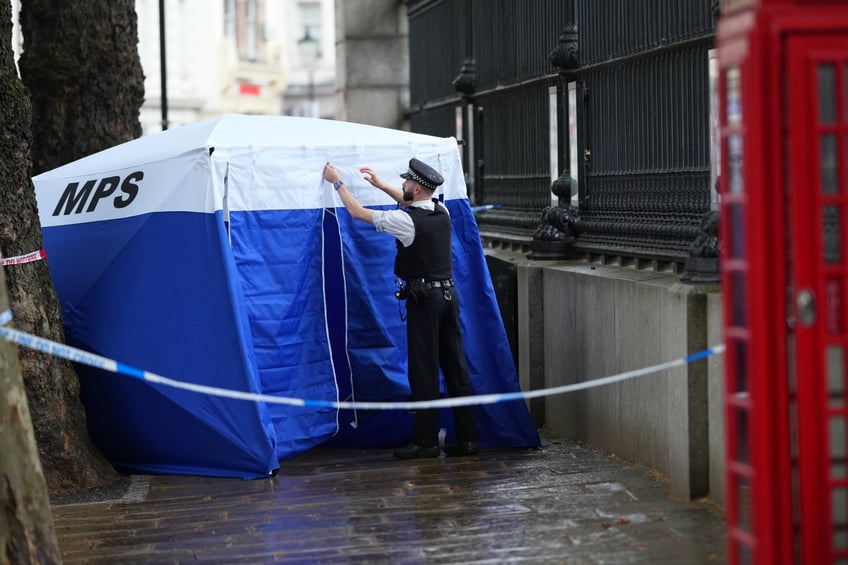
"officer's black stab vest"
394,200,452,281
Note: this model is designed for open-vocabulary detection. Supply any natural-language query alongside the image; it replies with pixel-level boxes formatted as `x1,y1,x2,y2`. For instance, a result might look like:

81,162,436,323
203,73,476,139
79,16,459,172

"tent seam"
320,205,343,436
334,210,357,430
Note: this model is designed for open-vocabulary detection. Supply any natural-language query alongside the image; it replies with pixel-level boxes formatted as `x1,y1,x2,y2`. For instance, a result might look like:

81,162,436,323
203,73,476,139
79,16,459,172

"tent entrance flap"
228,208,341,459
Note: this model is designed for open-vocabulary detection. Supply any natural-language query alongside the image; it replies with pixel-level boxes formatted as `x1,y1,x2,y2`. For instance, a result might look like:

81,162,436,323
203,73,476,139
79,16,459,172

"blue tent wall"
42,210,279,478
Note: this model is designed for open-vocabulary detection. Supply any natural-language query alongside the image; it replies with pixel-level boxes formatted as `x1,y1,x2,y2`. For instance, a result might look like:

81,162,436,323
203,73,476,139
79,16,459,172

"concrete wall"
494,249,725,504
334,0,409,129
707,293,725,508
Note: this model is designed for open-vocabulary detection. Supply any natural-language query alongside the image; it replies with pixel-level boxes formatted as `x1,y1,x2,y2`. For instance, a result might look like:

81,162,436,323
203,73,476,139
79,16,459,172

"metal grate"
408,0,469,106
581,0,716,64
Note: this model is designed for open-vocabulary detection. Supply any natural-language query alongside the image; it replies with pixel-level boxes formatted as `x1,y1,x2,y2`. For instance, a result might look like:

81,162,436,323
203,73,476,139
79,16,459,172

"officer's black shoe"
393,444,440,460
444,441,479,456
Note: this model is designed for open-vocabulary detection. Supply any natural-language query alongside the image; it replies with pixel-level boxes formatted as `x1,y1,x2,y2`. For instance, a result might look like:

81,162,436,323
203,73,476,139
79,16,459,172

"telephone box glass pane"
844,64,848,122
727,68,741,127
824,205,842,263
820,64,838,125
828,346,846,410
827,278,845,335
736,408,750,464
724,67,744,203
830,416,847,479
734,340,749,393
834,488,848,549
728,135,744,194
730,203,746,259
736,475,753,534
822,134,839,194
734,544,753,565
732,271,748,327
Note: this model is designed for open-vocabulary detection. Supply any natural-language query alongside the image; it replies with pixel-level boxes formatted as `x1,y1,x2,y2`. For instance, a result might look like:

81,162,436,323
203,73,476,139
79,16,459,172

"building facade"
333,0,409,128
135,0,336,134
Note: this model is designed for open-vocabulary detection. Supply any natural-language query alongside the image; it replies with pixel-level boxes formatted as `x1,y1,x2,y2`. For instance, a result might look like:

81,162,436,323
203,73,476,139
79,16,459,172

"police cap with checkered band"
399,158,444,191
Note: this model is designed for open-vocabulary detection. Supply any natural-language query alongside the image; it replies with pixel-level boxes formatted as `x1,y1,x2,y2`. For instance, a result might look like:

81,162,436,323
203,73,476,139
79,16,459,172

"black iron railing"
406,0,718,266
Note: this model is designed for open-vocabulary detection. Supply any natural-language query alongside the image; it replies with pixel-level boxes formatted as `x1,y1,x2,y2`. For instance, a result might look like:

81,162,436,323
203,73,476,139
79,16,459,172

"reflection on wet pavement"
52,431,726,563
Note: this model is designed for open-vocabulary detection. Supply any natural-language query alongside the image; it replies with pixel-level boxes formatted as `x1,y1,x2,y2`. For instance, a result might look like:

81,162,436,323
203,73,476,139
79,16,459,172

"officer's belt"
407,278,455,291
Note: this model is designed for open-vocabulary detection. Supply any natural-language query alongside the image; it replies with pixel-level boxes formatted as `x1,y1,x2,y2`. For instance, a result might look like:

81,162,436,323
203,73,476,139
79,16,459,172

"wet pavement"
50,431,727,564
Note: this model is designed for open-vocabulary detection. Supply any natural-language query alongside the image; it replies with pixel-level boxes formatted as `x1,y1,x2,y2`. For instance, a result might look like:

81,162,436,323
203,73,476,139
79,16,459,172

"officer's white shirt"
373,199,449,248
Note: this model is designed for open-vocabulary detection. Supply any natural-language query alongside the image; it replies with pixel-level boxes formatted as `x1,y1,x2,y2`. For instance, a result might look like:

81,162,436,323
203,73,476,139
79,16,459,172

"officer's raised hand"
361,166,404,204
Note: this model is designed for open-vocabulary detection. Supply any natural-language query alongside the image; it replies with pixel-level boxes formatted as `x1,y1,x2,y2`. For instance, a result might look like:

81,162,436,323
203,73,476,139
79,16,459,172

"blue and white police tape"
0,308,724,410
469,204,501,213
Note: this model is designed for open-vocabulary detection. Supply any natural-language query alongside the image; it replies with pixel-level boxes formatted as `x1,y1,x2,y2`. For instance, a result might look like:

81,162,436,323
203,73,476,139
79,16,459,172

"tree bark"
4,0,146,494
19,0,145,174
0,271,60,565
0,0,62,560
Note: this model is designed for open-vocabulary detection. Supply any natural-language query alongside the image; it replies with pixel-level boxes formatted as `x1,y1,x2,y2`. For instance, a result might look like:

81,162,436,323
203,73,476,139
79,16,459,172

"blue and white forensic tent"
33,115,540,479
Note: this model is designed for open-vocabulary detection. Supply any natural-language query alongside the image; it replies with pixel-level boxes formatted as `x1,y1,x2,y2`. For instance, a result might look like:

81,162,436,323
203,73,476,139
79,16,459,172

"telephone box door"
788,34,848,565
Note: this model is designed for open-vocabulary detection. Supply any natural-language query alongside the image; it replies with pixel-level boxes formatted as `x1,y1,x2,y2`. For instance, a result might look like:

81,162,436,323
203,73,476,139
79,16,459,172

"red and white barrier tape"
0,249,46,266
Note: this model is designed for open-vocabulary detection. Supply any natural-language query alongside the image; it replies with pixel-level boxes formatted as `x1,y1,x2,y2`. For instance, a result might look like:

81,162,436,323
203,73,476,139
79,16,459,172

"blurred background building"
134,0,337,134
281,0,336,118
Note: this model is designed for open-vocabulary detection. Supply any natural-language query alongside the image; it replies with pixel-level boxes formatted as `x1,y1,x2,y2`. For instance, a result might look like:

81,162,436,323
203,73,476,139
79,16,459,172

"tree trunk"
0,0,62,560
19,0,145,174
4,0,146,494
0,270,60,565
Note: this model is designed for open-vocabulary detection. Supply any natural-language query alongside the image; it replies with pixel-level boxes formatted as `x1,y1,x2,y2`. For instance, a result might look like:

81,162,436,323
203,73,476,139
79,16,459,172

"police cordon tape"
0,249,46,266
0,308,725,410
469,204,501,213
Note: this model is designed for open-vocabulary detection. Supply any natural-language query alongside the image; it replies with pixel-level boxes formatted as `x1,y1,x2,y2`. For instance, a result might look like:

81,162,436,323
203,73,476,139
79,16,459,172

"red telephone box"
718,1,848,563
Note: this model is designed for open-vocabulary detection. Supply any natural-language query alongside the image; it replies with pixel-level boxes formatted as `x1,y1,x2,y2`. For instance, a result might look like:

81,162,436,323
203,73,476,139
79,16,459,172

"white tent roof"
34,115,466,228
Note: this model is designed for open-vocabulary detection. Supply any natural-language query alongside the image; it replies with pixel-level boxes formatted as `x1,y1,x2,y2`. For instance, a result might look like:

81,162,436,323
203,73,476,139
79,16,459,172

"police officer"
323,158,479,459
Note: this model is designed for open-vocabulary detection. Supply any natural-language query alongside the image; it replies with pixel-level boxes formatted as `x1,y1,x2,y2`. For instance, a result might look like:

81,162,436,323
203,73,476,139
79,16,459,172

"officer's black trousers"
405,286,478,447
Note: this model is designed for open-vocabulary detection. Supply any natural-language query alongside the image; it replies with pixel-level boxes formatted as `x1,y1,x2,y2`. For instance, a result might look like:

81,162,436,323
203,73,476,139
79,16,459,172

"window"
226,0,265,62
298,1,322,66
224,0,235,37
